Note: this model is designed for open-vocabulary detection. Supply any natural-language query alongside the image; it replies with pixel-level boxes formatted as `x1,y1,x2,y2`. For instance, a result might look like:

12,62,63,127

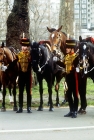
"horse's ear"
79,36,82,42
57,25,62,32
1,42,4,48
47,27,51,33
47,27,56,33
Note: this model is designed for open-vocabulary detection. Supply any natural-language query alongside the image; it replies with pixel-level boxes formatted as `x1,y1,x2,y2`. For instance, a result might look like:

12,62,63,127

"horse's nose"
53,50,56,55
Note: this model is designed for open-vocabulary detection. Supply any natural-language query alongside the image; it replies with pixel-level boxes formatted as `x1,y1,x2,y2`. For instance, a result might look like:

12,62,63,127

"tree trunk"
6,0,30,50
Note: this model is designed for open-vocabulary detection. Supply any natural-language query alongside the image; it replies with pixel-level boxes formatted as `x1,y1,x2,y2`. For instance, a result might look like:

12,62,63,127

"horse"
47,27,88,114
78,36,94,112
47,26,69,106
31,41,54,111
0,44,18,111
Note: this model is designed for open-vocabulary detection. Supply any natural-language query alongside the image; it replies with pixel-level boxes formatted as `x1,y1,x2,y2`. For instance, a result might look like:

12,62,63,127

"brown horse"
47,26,68,106
0,44,18,111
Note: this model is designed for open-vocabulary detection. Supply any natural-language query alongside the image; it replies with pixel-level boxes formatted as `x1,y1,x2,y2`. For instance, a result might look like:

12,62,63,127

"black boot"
64,112,73,117
71,112,77,118
27,107,32,113
16,107,23,113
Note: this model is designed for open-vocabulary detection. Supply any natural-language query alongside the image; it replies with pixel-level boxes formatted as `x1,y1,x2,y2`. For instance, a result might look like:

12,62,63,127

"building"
74,0,94,39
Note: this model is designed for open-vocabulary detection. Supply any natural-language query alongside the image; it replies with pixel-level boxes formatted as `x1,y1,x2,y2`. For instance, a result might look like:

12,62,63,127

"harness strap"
38,45,50,72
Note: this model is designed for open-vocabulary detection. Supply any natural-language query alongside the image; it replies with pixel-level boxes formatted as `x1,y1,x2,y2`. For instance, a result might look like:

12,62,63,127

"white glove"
53,56,58,62
76,67,79,73
0,65,7,71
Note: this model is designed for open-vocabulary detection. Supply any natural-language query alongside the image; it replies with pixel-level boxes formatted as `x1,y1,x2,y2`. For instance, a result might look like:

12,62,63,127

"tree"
6,0,30,50
28,0,49,42
59,0,74,37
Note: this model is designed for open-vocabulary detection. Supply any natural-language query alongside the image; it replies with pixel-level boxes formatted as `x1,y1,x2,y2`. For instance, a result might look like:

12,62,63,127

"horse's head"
78,41,90,74
0,47,18,71
31,41,53,73
31,42,43,72
47,26,61,51
47,27,67,62
49,31,62,53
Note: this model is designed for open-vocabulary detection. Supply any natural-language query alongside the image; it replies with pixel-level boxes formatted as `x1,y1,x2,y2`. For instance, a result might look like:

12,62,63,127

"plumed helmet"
20,38,30,46
66,40,76,48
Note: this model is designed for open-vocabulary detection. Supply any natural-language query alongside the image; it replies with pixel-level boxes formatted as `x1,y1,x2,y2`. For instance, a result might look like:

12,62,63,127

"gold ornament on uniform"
17,51,31,72
64,53,77,74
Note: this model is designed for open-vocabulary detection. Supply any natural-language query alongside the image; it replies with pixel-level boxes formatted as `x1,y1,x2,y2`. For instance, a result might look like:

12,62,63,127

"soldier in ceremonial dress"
56,40,79,118
16,38,32,113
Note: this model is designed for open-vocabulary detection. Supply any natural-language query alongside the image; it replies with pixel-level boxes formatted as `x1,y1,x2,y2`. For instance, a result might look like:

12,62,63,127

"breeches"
66,72,79,112
18,71,31,107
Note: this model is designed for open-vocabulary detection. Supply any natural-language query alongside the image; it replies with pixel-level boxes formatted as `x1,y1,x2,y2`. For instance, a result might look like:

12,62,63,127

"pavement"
0,106,94,140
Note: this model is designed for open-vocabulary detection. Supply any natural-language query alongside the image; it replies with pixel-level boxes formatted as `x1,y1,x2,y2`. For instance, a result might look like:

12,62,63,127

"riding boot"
64,111,73,117
16,107,23,113
27,107,32,113
71,111,77,118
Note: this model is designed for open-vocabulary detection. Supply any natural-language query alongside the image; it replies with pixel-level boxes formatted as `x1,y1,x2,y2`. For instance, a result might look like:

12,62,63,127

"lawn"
0,78,94,109
32,78,94,107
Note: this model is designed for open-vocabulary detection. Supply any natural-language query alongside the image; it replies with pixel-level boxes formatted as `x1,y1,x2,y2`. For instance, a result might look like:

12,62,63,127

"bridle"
37,45,50,73
50,32,64,62
76,42,89,74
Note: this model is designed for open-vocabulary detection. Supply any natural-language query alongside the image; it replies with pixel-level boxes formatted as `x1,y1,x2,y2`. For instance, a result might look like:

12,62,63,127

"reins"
38,45,51,72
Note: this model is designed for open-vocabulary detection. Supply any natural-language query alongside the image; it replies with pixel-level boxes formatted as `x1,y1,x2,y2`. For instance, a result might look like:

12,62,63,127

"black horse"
76,36,94,113
31,42,55,111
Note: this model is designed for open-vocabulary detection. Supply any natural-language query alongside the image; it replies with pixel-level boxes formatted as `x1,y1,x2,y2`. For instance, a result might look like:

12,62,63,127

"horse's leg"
0,82,2,101
47,80,53,111
55,72,65,106
8,85,13,103
78,75,87,114
37,79,43,111
12,83,18,111
55,83,60,106
1,85,6,111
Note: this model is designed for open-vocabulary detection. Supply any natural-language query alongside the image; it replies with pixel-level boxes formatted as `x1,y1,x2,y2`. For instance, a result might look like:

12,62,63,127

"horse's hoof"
80,109,86,114
1,107,6,112
56,103,60,107
62,99,67,104
49,107,54,111
13,107,18,111
37,107,43,111
78,108,86,114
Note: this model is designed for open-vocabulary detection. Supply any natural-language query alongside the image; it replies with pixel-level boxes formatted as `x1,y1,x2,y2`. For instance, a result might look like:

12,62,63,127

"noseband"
77,42,89,74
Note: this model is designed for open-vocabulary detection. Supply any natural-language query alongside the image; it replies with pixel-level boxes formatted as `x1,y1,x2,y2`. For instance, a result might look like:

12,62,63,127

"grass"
0,78,94,109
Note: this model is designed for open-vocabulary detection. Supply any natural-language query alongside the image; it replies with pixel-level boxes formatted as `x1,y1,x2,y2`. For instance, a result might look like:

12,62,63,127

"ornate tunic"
64,53,77,74
17,51,31,72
